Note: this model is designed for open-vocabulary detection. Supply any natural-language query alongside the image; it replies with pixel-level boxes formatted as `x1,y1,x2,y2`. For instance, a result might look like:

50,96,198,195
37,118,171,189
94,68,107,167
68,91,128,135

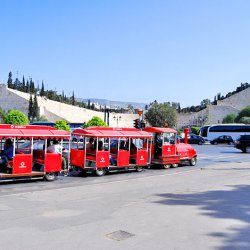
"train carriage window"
133,138,143,149
162,133,171,145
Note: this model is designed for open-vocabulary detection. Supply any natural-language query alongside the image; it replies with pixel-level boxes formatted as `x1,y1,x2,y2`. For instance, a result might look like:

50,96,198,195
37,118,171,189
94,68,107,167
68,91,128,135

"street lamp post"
198,116,202,126
113,115,121,127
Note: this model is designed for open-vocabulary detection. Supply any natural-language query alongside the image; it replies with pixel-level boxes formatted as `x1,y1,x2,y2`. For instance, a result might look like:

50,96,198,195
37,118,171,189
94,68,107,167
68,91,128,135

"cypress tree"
214,96,217,105
30,78,35,93
40,81,45,96
14,78,20,90
22,76,25,92
72,91,75,105
7,72,13,88
28,94,33,122
61,91,64,102
33,93,39,121
26,80,30,93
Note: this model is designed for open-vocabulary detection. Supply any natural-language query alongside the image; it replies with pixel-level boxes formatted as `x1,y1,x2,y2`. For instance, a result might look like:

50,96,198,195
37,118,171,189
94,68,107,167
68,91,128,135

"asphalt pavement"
0,144,250,250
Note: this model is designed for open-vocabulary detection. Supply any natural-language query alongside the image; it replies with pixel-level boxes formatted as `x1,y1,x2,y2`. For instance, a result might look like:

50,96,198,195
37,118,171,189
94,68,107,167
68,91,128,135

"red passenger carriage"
0,124,70,182
70,127,152,176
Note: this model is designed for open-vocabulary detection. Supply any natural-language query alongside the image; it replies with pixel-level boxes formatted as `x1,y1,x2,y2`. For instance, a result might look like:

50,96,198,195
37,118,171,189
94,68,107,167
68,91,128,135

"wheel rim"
246,147,250,153
136,166,143,172
163,164,171,169
96,168,105,176
45,172,56,181
172,164,178,168
190,157,197,166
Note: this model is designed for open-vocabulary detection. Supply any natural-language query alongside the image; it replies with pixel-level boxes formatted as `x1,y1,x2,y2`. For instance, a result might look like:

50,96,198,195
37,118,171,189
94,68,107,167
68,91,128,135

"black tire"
189,157,197,166
95,168,106,177
136,166,143,172
214,141,218,145
44,172,57,181
245,146,250,153
78,170,88,177
171,164,179,168
163,164,171,169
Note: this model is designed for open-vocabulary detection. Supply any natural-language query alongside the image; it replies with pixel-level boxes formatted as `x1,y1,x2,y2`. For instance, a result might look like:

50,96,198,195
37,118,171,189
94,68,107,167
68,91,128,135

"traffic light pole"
138,110,143,130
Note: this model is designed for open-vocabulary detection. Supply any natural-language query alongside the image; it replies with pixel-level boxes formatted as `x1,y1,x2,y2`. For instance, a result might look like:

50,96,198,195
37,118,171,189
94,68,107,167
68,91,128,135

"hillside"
0,84,138,127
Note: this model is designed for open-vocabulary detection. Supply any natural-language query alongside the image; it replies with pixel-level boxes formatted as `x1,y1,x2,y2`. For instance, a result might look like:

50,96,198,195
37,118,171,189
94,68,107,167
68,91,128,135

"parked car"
235,135,250,153
180,134,205,145
210,135,234,145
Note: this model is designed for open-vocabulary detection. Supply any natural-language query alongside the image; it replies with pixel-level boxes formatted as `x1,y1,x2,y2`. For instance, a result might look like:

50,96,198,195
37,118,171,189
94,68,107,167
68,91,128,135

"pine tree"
28,94,33,121
87,100,91,109
40,81,45,96
7,72,13,88
33,92,39,121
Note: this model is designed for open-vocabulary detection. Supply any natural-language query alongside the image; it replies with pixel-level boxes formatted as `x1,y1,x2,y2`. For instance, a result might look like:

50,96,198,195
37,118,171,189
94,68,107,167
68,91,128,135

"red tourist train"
70,126,197,176
0,124,197,182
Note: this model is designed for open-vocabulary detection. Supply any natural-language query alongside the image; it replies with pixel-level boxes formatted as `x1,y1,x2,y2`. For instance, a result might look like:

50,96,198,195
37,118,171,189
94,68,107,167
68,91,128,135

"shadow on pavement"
155,185,250,250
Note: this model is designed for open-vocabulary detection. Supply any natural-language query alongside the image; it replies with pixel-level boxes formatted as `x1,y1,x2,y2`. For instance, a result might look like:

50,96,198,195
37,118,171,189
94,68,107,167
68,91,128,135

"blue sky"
1,0,250,107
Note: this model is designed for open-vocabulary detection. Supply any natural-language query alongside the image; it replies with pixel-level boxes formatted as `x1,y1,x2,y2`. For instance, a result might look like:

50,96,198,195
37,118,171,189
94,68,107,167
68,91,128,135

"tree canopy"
222,114,237,124
238,117,250,124
5,110,28,125
28,94,40,122
144,101,177,127
0,107,7,124
87,116,108,127
54,120,71,132
235,105,250,122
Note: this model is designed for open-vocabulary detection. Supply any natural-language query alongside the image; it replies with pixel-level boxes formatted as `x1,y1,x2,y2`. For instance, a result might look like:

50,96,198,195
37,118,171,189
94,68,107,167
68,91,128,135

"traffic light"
140,120,146,129
133,119,139,129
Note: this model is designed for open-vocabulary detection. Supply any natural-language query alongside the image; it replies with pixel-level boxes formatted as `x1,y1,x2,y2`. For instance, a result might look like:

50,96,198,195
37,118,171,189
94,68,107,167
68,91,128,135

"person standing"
0,138,14,171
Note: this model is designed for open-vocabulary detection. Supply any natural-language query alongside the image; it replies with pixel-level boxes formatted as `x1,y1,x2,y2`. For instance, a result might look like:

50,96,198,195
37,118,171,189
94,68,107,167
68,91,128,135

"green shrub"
191,126,200,135
5,110,28,125
87,116,108,127
54,120,70,132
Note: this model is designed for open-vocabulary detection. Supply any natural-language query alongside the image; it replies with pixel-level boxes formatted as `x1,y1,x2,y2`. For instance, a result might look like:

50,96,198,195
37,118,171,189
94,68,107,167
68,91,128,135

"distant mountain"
77,98,147,109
